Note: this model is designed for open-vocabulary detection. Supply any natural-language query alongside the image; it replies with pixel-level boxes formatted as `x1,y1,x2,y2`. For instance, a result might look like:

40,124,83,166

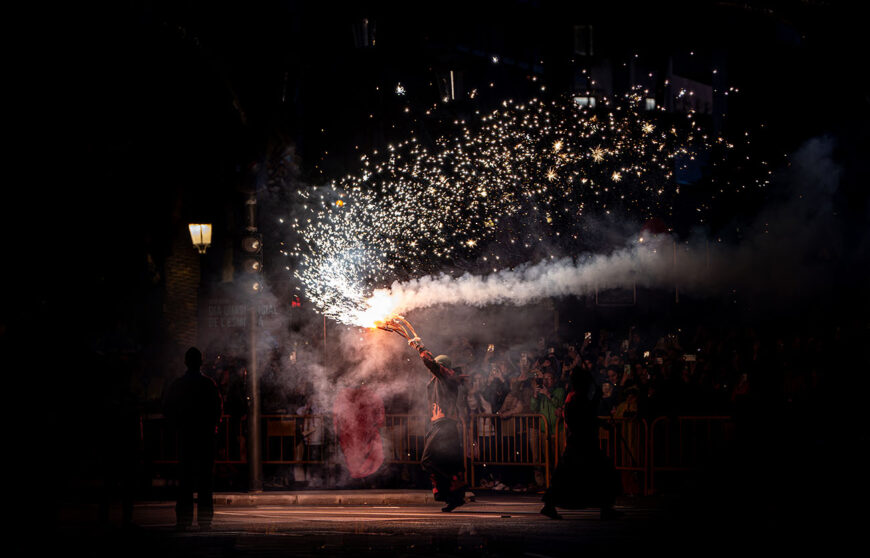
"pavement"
47,490,661,557
47,487,852,556
208,488,672,510
212,488,440,506
211,488,462,507
208,487,682,509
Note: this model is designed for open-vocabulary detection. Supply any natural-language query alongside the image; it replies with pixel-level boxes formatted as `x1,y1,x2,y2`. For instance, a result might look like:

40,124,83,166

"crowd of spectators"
438,321,837,427
166,319,839,432
432,321,840,491
143,317,842,491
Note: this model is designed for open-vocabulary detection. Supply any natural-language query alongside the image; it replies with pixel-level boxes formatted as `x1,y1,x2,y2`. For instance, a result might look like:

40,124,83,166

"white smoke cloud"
364,135,852,317
379,238,675,313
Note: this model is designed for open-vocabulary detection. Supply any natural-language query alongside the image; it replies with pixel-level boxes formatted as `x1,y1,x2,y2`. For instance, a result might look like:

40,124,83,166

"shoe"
540,505,562,520
441,496,466,512
441,501,464,512
599,507,624,520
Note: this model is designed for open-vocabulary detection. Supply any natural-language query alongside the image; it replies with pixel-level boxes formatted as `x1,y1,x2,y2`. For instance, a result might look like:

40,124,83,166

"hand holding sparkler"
374,314,419,343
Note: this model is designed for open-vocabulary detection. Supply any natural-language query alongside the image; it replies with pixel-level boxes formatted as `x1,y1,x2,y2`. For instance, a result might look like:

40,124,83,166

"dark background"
14,0,868,339
5,0,869,538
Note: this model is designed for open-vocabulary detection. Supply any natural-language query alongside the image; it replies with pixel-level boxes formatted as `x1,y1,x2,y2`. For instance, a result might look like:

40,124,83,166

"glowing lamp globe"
188,223,213,254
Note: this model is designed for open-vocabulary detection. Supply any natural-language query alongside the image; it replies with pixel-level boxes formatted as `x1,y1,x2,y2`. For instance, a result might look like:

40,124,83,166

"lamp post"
243,195,263,493
188,224,213,254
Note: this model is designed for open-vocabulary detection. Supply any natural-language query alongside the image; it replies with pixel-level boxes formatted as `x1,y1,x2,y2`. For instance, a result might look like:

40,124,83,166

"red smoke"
333,385,385,478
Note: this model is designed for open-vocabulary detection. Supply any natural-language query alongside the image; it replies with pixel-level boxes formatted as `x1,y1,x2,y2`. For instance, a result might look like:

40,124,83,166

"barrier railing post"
544,417,550,488
461,418,468,488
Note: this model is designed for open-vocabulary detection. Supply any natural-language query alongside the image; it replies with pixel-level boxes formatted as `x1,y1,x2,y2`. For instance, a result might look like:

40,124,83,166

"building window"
645,97,656,111
574,95,597,108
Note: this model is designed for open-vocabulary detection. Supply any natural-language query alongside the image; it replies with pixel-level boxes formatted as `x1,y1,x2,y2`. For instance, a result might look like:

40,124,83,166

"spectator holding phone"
531,369,566,463
484,360,510,413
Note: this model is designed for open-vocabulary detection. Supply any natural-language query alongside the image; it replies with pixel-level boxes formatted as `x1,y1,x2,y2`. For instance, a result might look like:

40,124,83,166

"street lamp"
188,223,213,254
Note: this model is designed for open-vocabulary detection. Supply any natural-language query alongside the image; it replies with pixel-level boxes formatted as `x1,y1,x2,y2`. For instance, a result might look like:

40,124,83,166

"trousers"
176,436,216,527
421,419,465,502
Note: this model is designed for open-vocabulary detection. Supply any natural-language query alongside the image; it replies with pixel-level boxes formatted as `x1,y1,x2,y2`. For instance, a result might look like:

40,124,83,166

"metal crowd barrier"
262,414,327,464
217,414,247,463
468,413,550,488
143,414,327,465
382,414,430,463
555,416,733,496
597,417,649,496
145,414,442,467
143,413,734,495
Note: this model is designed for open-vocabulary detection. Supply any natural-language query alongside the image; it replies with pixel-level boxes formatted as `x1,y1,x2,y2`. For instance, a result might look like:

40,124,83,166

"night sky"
17,1,865,320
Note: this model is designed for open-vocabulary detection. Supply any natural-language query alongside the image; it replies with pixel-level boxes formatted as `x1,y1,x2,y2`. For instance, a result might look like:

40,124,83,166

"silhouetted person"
541,368,622,520
164,347,223,531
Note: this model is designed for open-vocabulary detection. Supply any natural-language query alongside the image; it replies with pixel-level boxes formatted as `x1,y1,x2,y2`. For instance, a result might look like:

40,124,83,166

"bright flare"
355,290,402,328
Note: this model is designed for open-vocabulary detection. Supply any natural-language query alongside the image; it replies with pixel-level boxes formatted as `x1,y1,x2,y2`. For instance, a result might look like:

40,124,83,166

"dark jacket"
164,370,223,440
417,348,464,423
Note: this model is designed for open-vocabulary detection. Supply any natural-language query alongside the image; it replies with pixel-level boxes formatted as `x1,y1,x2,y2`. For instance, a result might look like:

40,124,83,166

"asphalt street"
44,490,833,557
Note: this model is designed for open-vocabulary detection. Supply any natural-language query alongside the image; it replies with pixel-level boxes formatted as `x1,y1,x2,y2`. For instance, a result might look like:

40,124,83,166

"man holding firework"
377,315,468,511
408,335,468,512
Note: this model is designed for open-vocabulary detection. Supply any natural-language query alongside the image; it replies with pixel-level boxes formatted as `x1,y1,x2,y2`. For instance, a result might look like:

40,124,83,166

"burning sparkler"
373,314,418,341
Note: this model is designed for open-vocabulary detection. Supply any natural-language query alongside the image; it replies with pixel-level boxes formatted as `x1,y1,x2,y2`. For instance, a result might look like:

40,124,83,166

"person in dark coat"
540,367,622,520
163,347,223,530
408,335,468,512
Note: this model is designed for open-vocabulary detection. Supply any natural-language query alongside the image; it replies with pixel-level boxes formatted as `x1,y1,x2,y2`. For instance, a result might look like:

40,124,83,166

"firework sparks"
288,89,736,325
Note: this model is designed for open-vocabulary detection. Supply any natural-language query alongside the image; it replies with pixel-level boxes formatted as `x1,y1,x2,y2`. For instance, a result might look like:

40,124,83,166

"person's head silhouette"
185,347,203,371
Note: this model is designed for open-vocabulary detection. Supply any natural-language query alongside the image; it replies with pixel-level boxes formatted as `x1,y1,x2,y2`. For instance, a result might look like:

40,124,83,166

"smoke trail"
362,135,853,317
374,236,677,314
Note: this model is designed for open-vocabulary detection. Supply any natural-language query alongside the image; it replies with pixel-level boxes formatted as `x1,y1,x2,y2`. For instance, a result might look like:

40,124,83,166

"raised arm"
408,337,455,380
